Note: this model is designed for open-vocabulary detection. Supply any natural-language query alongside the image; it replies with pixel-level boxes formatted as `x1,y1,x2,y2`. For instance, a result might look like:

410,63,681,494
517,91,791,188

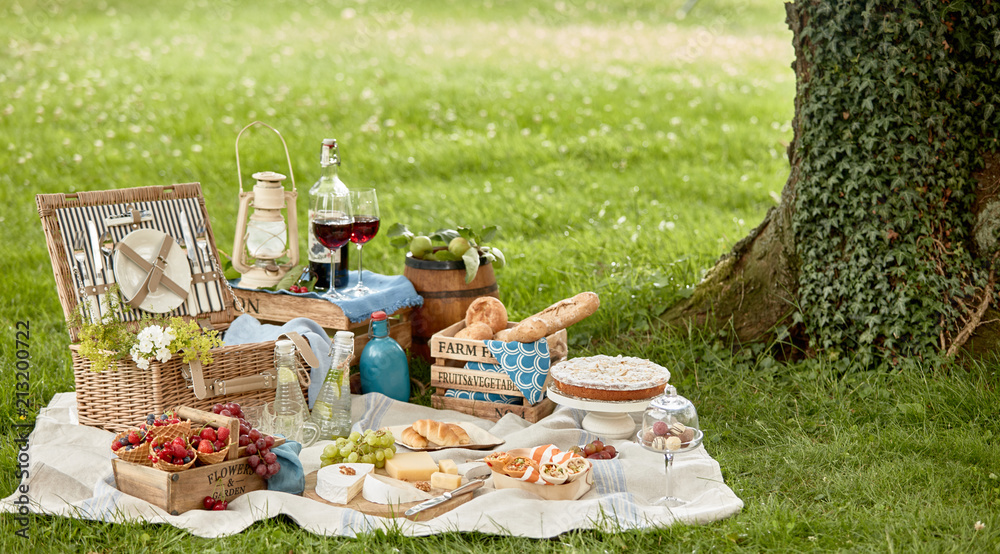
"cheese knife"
403,478,485,517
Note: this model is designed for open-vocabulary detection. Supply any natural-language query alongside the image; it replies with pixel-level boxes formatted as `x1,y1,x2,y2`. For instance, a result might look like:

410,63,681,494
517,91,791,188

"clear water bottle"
272,340,319,446
359,311,410,402
310,330,354,439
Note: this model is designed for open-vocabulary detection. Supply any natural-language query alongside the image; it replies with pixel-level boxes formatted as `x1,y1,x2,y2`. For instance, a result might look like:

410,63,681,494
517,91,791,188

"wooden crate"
231,288,413,364
111,406,282,515
428,320,566,422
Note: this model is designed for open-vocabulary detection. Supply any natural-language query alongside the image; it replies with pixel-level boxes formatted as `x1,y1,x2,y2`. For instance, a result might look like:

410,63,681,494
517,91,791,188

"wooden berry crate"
428,320,567,423
111,406,283,515
231,288,413,364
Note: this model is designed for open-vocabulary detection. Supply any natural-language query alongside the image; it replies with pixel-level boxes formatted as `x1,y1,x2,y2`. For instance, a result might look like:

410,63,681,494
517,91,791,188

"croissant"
447,423,471,445
412,419,461,447
401,426,428,448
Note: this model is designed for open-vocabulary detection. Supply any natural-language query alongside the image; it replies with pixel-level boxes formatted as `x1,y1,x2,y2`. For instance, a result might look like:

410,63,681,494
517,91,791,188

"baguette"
506,292,600,342
447,423,472,445
401,426,428,448
412,419,461,446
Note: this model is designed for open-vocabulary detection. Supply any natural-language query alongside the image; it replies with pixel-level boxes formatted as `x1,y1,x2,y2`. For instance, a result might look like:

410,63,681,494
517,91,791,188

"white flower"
134,355,150,370
155,347,172,363
157,327,176,349
975,521,985,531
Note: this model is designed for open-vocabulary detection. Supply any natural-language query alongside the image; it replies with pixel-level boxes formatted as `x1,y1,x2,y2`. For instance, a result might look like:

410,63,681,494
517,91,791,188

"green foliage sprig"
71,286,222,371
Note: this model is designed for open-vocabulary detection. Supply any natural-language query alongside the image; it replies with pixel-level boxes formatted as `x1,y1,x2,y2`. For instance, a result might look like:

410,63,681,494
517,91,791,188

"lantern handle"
235,121,296,193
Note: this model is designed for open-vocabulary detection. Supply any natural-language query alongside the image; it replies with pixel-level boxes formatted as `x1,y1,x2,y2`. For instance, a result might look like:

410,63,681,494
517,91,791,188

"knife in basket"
177,210,201,316
404,477,485,517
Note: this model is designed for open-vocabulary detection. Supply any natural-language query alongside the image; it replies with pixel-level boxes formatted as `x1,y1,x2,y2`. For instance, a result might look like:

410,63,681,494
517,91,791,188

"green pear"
410,235,433,259
448,237,472,258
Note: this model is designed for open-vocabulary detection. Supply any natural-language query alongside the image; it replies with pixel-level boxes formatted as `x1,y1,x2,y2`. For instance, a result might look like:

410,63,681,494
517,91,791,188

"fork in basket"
71,234,100,321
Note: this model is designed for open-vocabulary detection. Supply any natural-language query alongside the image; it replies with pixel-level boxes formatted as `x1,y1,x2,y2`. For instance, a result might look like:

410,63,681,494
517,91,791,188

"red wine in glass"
314,219,353,250
350,216,381,245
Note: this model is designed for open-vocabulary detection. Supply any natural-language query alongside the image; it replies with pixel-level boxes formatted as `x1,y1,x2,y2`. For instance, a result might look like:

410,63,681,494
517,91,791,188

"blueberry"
183,456,191,463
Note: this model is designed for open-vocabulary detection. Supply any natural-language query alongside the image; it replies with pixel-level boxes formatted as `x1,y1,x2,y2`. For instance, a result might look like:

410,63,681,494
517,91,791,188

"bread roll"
412,419,461,446
465,297,508,334
455,321,494,340
493,328,513,342
401,426,428,448
507,292,600,342
447,423,471,445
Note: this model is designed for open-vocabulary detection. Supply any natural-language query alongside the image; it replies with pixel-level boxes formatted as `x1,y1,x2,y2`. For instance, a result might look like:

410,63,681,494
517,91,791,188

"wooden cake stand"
547,385,651,439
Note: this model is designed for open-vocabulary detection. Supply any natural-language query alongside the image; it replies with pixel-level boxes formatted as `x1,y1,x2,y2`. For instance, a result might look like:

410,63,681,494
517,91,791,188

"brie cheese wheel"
362,473,433,505
315,463,374,505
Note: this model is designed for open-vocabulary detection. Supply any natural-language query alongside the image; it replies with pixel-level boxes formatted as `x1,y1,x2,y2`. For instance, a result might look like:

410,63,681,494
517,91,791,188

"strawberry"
197,440,215,454
172,444,187,458
200,427,217,442
172,437,186,447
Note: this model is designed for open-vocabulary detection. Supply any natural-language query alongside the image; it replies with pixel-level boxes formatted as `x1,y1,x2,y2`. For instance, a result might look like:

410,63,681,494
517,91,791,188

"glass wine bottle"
310,331,354,439
307,139,350,291
359,311,410,402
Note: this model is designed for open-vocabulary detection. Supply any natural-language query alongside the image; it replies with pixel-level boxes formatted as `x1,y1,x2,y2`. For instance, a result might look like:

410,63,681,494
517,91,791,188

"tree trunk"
662,2,1000,360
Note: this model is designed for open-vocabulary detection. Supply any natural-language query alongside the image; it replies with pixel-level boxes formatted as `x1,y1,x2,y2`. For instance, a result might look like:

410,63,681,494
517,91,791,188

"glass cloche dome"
639,384,701,451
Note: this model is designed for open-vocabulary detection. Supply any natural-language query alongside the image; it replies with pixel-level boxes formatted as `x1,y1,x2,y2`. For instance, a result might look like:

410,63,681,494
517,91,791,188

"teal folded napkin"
267,441,304,495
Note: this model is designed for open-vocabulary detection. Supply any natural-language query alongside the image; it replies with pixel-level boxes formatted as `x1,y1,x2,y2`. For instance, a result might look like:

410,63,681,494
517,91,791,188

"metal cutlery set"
69,209,220,323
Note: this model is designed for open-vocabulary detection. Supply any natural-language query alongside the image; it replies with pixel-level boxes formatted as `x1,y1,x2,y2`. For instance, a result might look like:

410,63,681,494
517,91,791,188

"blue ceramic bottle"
359,311,410,402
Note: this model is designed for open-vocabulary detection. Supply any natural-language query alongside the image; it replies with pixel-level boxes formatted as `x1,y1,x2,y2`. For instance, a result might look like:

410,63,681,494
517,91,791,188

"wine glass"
311,191,353,300
348,188,380,296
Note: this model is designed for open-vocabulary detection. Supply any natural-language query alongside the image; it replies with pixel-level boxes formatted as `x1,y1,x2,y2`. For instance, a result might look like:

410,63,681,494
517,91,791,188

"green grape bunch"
320,428,396,469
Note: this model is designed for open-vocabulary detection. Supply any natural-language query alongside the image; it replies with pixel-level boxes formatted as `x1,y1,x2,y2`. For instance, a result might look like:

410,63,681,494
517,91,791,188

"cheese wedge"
384,451,439,481
430,471,463,490
438,459,458,475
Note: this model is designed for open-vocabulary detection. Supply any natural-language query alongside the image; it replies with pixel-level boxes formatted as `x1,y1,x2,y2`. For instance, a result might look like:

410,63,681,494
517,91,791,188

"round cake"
550,355,670,401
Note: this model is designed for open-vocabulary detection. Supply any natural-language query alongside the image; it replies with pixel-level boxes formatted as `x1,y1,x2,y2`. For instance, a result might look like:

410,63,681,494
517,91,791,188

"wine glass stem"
329,252,336,291
664,451,675,500
357,244,364,288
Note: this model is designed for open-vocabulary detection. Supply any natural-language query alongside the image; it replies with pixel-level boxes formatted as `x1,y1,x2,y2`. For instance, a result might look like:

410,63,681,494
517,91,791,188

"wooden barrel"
403,253,500,362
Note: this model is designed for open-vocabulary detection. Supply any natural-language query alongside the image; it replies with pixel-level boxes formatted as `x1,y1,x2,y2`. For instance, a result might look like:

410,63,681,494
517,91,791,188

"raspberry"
111,441,122,452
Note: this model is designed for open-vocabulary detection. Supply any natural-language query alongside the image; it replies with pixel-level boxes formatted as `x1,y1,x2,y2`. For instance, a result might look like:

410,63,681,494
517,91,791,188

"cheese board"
303,469,479,521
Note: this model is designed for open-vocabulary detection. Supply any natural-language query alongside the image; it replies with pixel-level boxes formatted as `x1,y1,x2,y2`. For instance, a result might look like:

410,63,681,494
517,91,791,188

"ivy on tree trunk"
664,1,1000,364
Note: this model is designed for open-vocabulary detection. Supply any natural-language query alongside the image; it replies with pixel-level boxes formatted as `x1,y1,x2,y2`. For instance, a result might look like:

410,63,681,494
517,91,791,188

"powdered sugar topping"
550,355,670,390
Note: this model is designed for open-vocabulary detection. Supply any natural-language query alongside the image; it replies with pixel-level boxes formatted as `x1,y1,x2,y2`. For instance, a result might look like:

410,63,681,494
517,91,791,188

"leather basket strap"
116,236,189,308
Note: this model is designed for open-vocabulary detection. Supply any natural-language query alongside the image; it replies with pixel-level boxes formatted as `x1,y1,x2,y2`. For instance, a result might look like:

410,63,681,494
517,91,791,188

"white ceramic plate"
387,423,505,452
113,229,192,313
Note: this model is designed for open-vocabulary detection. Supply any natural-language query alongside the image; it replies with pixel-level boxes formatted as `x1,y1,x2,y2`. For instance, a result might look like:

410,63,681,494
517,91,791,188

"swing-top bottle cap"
275,339,295,355
370,311,387,321
334,330,354,346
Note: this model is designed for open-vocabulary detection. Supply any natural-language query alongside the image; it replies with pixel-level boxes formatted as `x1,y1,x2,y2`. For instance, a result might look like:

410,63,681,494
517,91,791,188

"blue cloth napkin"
459,338,551,405
230,270,423,323
266,441,304,495
222,314,332,408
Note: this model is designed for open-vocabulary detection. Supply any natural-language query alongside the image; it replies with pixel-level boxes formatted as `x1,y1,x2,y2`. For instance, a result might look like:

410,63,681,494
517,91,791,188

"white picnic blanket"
0,393,743,538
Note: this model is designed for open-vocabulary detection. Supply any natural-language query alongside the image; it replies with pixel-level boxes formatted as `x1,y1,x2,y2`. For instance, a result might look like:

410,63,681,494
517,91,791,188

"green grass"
2,0,998,551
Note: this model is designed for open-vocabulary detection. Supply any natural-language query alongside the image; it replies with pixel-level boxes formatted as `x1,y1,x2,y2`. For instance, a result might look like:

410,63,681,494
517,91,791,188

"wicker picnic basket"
37,184,312,432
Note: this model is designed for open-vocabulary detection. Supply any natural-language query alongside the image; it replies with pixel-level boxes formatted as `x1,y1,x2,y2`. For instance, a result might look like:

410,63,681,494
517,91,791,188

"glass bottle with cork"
359,311,410,402
307,138,350,291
